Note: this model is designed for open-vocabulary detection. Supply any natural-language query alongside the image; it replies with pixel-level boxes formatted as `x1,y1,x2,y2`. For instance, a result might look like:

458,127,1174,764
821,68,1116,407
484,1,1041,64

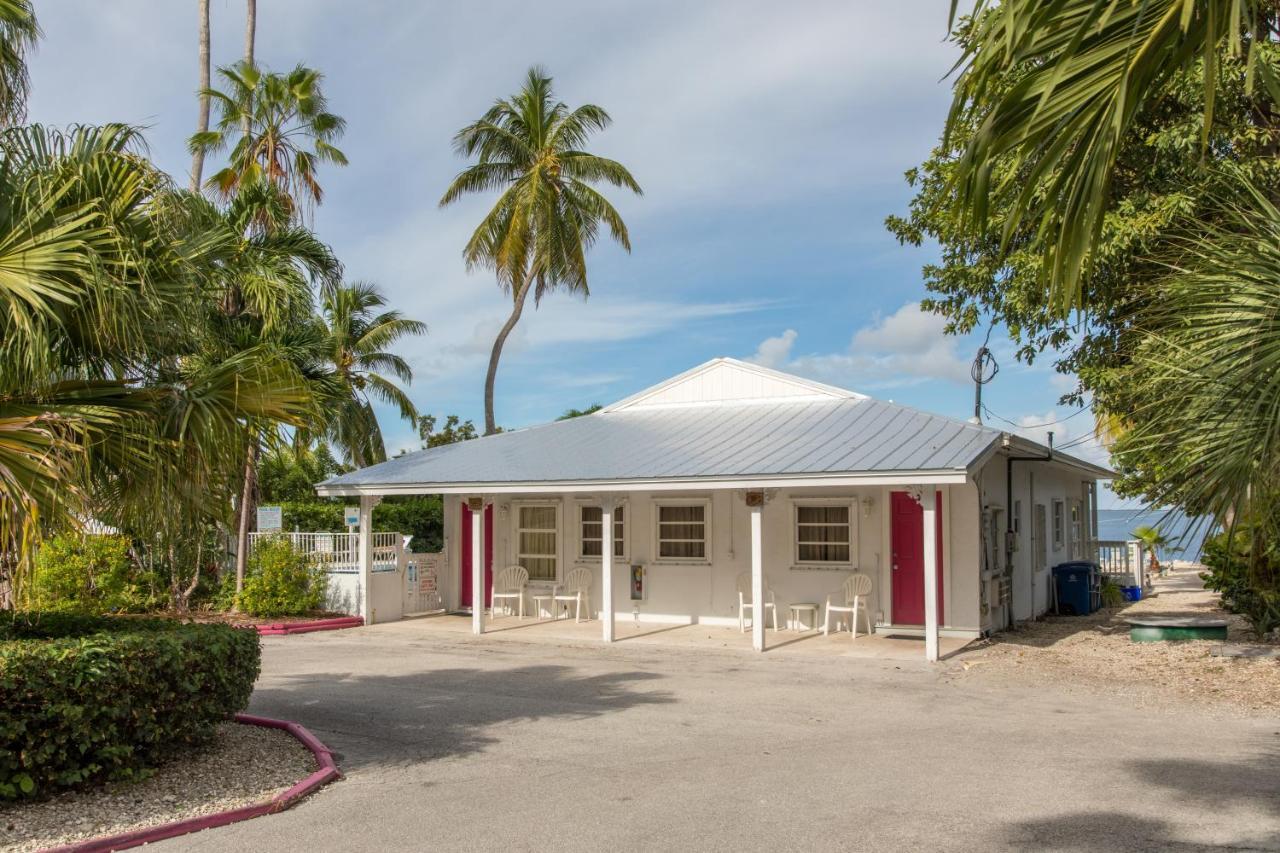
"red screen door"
890,491,944,626
458,502,493,611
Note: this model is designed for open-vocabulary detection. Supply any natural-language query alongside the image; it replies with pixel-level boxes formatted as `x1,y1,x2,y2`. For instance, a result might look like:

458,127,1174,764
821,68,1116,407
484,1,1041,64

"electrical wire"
980,400,1094,430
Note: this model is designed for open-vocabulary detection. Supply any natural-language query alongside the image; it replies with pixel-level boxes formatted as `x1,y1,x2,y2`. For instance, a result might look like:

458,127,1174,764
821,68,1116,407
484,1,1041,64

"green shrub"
0,613,260,799
27,533,158,614
238,536,326,617
1201,526,1280,639
1099,577,1125,609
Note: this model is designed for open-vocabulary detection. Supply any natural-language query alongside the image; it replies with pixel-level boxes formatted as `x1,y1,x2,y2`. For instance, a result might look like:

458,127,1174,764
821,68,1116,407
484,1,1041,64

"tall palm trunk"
189,0,210,192
483,273,534,435
241,0,256,137
234,437,258,598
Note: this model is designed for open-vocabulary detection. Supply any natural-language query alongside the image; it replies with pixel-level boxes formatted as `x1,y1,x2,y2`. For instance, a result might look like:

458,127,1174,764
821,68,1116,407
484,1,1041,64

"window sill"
789,564,856,572
649,560,711,567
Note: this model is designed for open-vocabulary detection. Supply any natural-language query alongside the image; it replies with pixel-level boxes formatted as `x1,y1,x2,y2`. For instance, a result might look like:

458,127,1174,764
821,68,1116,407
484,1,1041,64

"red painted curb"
44,714,341,853
255,615,363,636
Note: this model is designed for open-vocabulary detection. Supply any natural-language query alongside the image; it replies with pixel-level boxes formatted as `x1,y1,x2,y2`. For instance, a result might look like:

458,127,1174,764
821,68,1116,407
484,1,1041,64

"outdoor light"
862,496,875,517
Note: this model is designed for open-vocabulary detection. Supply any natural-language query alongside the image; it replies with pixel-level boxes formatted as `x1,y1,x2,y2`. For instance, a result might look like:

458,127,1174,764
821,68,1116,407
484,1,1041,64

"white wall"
443,483,987,636
976,455,1097,627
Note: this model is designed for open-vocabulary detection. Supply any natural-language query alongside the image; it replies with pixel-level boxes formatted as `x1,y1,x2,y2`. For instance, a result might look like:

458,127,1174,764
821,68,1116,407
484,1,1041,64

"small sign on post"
344,506,360,530
257,505,282,532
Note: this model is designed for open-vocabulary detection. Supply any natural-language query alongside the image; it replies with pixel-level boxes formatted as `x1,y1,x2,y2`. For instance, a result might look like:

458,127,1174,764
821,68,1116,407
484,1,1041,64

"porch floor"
385,613,972,661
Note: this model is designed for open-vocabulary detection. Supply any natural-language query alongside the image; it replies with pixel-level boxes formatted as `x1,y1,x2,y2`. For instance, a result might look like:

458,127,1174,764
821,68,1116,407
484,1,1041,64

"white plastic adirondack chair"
491,565,529,619
551,568,593,622
824,573,872,639
736,572,778,633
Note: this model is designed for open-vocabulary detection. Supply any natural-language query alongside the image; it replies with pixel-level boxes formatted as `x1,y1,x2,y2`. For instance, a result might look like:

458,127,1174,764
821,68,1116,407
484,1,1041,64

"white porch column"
601,498,615,643
469,496,487,635
358,494,380,625
919,487,940,663
748,489,765,653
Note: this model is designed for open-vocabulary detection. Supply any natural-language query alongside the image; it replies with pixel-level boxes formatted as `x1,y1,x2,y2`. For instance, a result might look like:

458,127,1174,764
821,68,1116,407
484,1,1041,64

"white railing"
1091,539,1145,587
248,531,403,573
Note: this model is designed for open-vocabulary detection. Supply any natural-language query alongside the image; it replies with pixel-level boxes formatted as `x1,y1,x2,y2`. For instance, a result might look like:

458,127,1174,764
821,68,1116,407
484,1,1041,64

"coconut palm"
310,281,427,467
440,66,641,434
189,60,347,217
190,0,211,192
0,0,38,128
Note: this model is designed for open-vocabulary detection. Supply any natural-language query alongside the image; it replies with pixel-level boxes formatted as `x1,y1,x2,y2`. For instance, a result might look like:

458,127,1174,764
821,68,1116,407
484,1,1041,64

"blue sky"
25,1,1122,504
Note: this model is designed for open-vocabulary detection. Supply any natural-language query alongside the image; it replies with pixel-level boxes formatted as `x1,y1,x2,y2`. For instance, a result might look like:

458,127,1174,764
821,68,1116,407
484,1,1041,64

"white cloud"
748,302,971,390
1009,408,1112,471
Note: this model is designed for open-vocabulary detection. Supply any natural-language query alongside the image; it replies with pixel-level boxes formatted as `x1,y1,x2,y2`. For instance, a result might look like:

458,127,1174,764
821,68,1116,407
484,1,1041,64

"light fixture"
862,496,876,517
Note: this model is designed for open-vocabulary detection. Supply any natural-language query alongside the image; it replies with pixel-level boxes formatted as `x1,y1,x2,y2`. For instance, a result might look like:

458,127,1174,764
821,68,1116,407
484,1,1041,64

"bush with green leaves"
238,536,327,617
1099,577,1125,609
1201,525,1280,640
0,613,260,799
26,533,158,614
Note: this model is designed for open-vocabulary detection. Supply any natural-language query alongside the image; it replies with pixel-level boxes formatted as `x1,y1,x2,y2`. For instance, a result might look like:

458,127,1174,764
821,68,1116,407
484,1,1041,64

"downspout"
1004,432,1053,629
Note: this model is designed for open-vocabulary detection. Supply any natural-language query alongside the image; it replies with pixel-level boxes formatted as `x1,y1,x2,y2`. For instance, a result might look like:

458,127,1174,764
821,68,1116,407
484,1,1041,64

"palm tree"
0,124,313,605
440,66,641,434
190,0,211,192
1131,525,1171,577
188,60,347,218
311,281,427,467
945,1,1271,309
0,0,38,128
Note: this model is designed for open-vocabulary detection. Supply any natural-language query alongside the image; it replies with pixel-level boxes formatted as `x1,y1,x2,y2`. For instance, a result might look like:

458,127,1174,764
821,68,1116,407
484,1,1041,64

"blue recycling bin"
1052,561,1099,616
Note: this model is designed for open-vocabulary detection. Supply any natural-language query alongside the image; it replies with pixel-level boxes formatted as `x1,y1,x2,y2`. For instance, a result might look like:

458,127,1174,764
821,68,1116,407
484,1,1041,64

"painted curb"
256,615,364,636
44,714,341,853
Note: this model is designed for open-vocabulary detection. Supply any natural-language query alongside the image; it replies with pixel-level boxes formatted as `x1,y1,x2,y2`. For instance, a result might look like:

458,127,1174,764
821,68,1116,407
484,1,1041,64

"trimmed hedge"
0,613,261,799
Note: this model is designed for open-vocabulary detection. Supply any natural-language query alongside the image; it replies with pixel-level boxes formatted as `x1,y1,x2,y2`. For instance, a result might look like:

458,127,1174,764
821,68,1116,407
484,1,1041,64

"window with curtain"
516,504,558,580
795,504,852,564
580,505,625,559
656,503,707,560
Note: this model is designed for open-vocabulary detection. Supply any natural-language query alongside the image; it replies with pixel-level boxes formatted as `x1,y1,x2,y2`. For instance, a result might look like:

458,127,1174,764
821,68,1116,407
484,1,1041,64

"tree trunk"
234,438,258,598
244,0,256,65
242,0,256,138
190,0,210,192
483,274,534,435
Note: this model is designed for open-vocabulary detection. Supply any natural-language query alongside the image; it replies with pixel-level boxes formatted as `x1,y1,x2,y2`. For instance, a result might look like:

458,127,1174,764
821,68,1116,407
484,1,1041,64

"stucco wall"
443,483,987,636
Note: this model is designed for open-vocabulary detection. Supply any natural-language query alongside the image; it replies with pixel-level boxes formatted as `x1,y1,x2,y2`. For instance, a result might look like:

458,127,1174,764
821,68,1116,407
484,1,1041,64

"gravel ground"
953,569,1280,716
0,722,316,853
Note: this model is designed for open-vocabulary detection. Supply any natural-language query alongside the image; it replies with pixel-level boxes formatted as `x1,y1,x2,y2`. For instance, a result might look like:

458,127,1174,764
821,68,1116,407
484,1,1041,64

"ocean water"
1096,508,1212,560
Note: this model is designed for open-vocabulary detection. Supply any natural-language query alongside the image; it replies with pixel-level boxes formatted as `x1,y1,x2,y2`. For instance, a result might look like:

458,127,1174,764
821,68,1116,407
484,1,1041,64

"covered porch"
348,476,960,662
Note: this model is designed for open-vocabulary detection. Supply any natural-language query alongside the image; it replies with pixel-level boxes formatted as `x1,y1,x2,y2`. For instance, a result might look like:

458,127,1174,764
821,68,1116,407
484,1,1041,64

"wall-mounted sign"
344,506,360,527
257,505,282,531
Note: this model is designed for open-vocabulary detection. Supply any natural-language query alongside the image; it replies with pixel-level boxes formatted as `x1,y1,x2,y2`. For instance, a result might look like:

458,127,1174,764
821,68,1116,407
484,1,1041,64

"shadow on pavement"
249,664,675,771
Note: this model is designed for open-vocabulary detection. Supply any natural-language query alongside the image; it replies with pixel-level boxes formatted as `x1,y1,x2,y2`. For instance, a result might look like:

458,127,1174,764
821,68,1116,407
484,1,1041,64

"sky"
25,0,1124,506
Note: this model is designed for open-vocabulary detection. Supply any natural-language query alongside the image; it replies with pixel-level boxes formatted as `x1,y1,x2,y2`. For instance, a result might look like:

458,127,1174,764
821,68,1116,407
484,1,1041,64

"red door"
890,491,944,626
458,502,493,611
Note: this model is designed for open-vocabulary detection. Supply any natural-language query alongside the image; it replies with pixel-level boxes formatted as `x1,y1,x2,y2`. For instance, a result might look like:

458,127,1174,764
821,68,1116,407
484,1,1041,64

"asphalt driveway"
167,623,1280,852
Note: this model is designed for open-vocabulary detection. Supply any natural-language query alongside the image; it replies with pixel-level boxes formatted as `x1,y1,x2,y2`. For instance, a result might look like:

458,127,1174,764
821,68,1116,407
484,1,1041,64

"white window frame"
512,501,561,582
652,498,712,565
577,501,628,562
1052,499,1065,552
791,499,855,567
1013,499,1022,537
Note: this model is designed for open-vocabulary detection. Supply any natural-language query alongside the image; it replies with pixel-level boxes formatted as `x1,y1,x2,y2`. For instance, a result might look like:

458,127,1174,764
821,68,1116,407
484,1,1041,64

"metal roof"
318,397,1018,494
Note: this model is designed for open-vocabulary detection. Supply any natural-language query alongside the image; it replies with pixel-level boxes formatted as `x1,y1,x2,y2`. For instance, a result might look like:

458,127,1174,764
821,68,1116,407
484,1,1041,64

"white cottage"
316,358,1112,661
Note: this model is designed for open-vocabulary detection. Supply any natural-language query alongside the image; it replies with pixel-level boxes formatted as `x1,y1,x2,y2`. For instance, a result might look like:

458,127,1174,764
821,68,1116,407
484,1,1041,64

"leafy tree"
417,414,482,448
189,60,347,218
557,404,602,420
440,67,641,435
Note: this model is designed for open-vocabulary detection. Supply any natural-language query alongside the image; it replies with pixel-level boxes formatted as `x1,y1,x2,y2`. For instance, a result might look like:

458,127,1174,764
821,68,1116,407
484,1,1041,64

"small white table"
789,602,820,632
530,588,556,620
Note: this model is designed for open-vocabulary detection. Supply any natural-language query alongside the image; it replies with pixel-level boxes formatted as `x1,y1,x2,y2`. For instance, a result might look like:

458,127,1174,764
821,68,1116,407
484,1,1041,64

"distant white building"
318,358,1111,661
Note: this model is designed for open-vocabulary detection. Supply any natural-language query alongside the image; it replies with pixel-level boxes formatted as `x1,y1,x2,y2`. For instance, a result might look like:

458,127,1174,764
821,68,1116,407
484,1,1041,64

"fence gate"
405,551,446,615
